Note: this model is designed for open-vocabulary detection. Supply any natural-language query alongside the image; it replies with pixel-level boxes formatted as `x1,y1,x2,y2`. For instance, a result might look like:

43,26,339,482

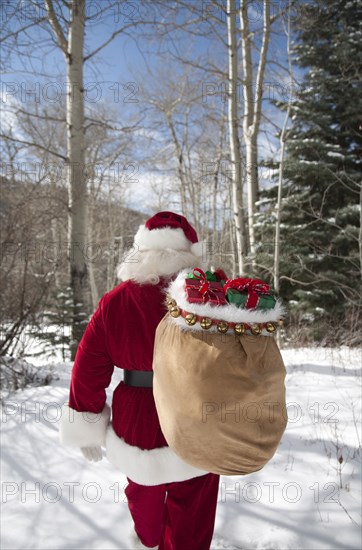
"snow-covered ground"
1,347,361,550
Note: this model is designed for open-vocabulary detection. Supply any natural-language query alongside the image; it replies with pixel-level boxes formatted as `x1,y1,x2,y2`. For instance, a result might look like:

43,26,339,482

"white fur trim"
105,424,208,486
135,225,192,251
167,269,286,328
117,249,206,283
190,241,205,258
59,404,111,447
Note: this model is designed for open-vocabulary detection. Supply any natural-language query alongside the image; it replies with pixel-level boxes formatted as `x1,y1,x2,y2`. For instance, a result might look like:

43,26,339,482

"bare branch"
9,107,65,123
0,134,67,161
84,20,163,62
0,18,47,44
45,0,68,54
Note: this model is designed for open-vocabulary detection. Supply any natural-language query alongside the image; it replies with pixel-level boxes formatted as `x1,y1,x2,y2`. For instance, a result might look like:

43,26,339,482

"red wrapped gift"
185,269,227,305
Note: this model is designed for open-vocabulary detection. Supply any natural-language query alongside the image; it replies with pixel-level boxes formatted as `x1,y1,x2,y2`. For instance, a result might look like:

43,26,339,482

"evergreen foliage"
29,288,73,361
260,0,361,342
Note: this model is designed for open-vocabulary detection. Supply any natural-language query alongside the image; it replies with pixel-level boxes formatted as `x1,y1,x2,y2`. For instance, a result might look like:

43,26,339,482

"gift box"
224,277,276,310
187,270,218,282
185,272,227,305
226,288,276,310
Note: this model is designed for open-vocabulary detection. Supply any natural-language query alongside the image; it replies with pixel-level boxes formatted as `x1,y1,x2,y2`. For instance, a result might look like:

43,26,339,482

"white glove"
81,446,103,462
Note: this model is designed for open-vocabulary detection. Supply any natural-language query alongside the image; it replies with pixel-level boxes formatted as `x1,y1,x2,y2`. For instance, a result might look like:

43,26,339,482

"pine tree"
29,287,73,362
260,0,361,342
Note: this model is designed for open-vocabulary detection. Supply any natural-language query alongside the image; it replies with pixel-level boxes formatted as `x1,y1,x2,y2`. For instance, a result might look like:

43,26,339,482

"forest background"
1,0,361,370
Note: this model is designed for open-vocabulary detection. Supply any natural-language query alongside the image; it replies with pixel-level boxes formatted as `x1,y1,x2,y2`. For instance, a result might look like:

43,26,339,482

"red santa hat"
134,211,202,256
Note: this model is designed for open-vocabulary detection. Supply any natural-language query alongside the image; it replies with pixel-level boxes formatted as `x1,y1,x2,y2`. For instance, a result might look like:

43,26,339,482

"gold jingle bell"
217,321,229,334
166,296,176,308
170,306,181,318
200,317,212,329
234,323,245,335
251,323,262,335
185,313,197,326
278,319,284,327
266,322,276,333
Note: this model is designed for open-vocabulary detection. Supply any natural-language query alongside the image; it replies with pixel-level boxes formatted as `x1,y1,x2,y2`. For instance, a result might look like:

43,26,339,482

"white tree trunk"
166,115,188,217
46,0,88,358
274,0,293,348
227,0,245,273
66,0,87,358
274,131,287,295
50,217,61,290
359,181,362,281
66,0,89,357
274,0,292,296
87,177,100,311
240,0,271,261
211,160,219,257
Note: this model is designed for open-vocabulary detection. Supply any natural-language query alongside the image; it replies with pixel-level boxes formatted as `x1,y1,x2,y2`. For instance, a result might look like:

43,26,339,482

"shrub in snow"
0,356,55,402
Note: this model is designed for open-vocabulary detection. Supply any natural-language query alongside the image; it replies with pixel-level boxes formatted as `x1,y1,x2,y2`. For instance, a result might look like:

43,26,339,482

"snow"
1,347,361,550
327,152,345,159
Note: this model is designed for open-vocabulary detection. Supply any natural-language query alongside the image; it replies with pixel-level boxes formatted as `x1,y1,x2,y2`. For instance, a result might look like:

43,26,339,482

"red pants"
125,473,220,549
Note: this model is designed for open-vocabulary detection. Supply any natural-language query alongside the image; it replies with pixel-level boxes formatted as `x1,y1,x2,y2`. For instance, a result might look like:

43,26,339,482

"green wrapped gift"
226,288,276,310
187,270,218,282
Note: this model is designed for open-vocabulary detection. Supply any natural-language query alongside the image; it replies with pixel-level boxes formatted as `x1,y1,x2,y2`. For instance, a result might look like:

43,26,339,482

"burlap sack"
152,270,287,476
153,318,287,475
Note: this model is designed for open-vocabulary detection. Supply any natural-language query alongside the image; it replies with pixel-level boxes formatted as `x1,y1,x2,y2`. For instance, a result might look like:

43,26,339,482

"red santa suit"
59,212,220,550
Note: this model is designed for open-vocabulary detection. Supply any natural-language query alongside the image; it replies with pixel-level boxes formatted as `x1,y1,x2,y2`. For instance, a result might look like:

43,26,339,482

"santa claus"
59,212,220,550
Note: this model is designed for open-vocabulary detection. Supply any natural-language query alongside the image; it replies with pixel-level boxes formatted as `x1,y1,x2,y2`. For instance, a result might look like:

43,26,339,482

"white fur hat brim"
135,225,194,251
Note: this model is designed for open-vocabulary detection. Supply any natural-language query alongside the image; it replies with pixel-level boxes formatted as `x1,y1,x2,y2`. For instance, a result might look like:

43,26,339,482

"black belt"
124,370,153,388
